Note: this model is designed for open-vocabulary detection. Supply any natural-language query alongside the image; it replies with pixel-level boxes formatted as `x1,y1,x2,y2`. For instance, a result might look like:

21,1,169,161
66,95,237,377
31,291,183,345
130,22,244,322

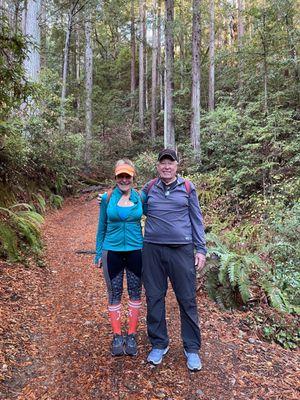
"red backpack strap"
106,188,113,205
184,179,192,196
145,178,158,195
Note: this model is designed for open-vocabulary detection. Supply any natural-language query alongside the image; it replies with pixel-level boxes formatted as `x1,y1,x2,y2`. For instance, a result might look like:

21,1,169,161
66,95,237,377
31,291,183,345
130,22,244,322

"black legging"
102,250,142,305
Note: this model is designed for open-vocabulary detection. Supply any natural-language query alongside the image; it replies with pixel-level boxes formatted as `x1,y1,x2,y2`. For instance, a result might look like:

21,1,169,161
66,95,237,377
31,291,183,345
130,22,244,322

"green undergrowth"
241,309,300,350
0,184,64,263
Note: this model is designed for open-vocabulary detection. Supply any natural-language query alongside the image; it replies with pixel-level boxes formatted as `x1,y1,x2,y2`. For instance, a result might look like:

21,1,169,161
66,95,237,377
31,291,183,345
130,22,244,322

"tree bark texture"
22,0,41,82
164,0,175,149
150,0,158,140
208,0,215,111
138,0,145,131
130,0,136,109
60,4,74,131
84,15,93,168
190,0,201,159
157,0,163,111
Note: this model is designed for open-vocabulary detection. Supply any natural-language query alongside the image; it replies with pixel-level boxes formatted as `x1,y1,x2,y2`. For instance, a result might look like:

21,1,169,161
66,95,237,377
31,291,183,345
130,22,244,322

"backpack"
105,178,191,206
145,177,192,197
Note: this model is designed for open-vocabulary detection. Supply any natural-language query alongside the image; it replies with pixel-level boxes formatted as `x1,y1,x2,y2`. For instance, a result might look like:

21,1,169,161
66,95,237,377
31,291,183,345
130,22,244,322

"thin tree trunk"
130,0,136,109
40,0,47,68
60,5,74,131
285,12,299,104
261,8,268,115
208,0,215,111
179,2,185,92
84,15,93,169
145,42,149,111
164,0,175,149
237,0,244,41
151,0,158,140
138,0,145,131
157,0,163,111
190,0,201,160
75,20,81,117
60,1,81,130
237,0,244,99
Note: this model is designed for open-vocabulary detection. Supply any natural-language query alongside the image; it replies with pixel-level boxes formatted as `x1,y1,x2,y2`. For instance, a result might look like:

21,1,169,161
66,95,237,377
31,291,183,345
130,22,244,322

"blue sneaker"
184,350,202,371
147,347,169,365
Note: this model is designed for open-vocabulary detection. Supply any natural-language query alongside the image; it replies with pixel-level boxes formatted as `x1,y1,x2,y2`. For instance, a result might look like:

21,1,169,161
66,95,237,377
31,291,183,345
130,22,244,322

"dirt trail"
1,196,299,400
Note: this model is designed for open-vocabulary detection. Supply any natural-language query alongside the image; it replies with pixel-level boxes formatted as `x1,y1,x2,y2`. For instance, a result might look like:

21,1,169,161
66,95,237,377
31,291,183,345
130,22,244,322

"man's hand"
95,259,102,268
195,253,206,271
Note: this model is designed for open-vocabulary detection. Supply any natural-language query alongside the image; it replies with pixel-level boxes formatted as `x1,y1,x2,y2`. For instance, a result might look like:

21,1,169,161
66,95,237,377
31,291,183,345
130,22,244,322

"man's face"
157,157,178,182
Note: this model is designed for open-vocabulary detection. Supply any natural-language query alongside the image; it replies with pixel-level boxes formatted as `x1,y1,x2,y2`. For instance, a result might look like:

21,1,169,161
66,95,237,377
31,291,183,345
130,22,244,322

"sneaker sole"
111,349,124,356
147,346,169,365
124,349,138,356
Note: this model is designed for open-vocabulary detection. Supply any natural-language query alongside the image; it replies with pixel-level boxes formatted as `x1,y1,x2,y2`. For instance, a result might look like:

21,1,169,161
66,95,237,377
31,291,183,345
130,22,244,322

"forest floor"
0,195,299,400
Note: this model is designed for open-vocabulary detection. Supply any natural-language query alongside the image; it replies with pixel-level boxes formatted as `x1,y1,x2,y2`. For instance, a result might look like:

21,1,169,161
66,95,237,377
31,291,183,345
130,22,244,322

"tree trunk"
237,0,244,99
179,2,185,92
75,20,81,117
138,0,145,131
164,0,175,149
60,4,74,131
157,0,163,111
261,8,268,115
40,0,47,68
130,0,136,109
190,0,201,160
208,0,215,111
22,0,41,82
150,0,158,140
237,0,244,41
84,14,93,170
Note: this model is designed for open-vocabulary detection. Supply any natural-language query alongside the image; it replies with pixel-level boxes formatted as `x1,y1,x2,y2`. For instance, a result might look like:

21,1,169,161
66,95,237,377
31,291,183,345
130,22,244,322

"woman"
95,159,143,356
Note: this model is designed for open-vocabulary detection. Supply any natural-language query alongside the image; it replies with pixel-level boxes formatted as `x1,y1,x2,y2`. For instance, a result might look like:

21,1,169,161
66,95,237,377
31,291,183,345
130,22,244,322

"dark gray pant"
142,243,201,353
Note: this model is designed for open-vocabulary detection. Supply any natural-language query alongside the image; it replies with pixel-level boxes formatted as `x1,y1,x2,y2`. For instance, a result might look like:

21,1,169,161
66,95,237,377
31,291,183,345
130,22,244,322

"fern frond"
237,266,251,303
228,259,240,286
50,194,63,209
0,221,19,261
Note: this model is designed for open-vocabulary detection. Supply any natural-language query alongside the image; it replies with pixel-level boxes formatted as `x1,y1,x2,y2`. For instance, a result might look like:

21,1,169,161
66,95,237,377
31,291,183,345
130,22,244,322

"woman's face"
116,173,133,192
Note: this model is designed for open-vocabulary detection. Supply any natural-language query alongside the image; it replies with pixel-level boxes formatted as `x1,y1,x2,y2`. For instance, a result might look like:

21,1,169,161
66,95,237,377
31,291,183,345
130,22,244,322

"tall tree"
84,12,93,169
208,0,215,111
22,0,41,82
237,0,244,98
164,0,175,148
157,0,163,112
190,0,201,159
150,0,158,139
130,0,136,109
138,0,145,131
60,1,80,131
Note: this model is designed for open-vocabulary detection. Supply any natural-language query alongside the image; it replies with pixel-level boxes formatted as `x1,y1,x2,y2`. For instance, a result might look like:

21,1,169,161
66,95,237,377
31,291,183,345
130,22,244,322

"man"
141,148,206,371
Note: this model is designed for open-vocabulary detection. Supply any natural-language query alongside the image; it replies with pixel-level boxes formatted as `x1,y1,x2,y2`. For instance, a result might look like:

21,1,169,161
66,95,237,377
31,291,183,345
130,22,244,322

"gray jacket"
141,176,207,255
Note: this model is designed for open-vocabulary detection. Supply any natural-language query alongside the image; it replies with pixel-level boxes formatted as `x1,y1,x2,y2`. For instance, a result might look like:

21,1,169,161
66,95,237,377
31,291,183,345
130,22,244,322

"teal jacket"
95,187,143,263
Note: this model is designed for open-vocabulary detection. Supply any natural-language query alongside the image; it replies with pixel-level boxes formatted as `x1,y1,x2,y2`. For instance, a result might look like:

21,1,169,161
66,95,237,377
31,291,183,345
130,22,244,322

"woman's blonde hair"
115,159,135,168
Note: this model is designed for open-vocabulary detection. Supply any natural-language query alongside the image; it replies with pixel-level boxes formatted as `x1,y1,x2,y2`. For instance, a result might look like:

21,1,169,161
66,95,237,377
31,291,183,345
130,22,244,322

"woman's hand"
97,193,103,204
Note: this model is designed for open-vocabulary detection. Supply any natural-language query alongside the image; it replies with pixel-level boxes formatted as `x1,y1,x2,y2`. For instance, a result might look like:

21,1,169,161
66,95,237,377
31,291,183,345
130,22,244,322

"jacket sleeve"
189,183,207,255
140,182,150,216
94,193,108,263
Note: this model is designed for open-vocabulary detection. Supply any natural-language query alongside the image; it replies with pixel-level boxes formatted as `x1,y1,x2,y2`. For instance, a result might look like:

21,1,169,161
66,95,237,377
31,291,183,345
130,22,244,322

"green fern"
0,221,19,261
50,194,63,209
32,193,46,213
0,204,44,260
